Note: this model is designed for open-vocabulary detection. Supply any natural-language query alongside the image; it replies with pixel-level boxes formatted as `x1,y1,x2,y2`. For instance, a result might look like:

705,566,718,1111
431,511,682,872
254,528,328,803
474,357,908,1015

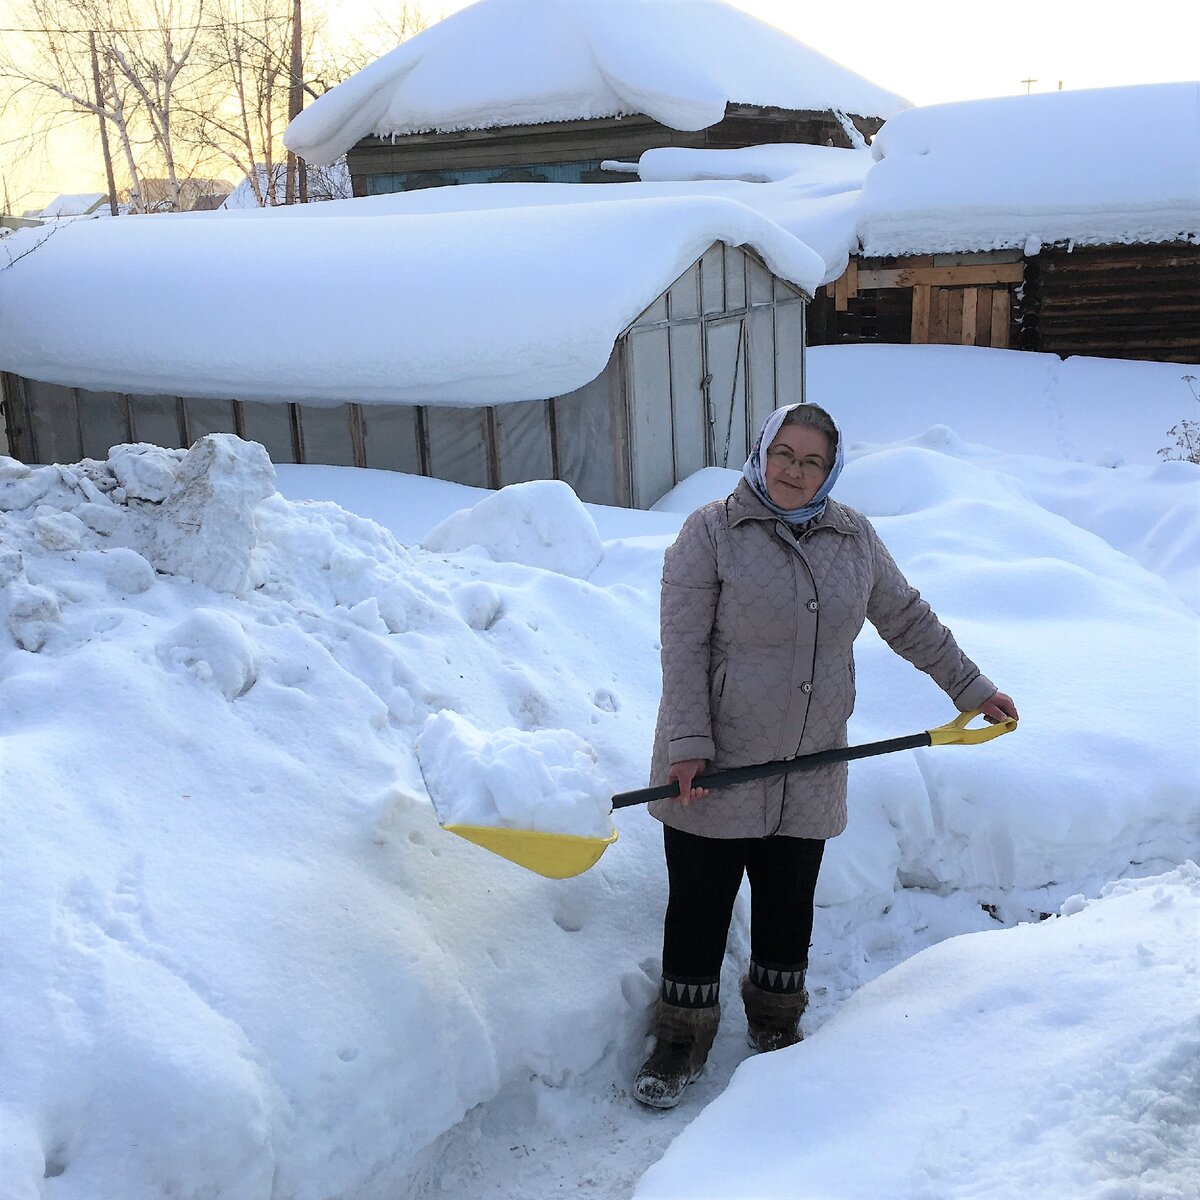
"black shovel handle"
611,732,931,809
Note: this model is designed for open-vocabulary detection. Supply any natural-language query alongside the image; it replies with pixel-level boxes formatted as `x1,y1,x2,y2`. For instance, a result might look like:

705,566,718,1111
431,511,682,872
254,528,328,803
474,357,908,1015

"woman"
634,402,1018,1110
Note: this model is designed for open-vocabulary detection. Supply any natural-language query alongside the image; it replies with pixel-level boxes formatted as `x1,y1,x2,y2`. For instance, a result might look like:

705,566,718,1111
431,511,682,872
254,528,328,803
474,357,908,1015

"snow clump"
423,478,604,579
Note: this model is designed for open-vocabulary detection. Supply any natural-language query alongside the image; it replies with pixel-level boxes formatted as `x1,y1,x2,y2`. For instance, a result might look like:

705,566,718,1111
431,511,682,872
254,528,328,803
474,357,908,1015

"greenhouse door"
703,315,748,468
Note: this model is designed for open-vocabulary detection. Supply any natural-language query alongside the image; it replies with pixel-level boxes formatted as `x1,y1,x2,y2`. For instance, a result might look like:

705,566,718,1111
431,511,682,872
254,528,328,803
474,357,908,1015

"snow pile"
858,83,1200,254
417,710,613,837
0,434,665,1199
634,143,872,189
423,478,603,579
2,353,1198,1197
0,195,825,404
284,0,906,165
636,864,1200,1200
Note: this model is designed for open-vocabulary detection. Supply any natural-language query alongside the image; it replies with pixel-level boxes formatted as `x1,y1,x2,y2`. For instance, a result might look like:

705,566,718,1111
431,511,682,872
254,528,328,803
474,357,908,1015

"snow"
283,0,907,165
858,83,1200,255
417,710,614,837
35,192,108,218
0,194,824,406
636,866,1200,1200
1,346,1198,1199
6,80,1196,415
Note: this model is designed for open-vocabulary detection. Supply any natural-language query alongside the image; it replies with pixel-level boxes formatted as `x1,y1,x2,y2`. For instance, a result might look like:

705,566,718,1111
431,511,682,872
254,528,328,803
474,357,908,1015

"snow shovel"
443,710,1017,880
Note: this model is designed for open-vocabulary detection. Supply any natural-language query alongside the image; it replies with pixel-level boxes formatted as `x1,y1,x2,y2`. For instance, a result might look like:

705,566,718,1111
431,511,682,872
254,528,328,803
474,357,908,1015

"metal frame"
619,242,809,506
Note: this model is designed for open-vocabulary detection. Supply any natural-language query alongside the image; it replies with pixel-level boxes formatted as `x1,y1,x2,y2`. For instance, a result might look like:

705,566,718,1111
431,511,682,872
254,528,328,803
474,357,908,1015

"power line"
0,19,300,35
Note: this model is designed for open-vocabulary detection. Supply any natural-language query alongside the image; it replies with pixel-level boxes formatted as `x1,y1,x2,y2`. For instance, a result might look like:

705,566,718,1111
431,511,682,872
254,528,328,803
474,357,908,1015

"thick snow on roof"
858,83,1200,256
212,146,867,281
37,193,108,218
0,193,824,406
284,0,908,165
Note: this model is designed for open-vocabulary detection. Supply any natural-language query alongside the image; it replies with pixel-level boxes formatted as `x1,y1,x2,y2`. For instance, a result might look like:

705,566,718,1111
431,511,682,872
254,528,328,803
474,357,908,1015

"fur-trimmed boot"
741,968,808,1053
633,1000,721,1110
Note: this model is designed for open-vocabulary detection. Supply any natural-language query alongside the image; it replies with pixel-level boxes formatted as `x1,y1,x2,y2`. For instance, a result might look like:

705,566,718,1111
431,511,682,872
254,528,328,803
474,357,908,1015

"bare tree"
306,1,428,95
190,0,426,207
0,0,212,212
0,0,430,212
0,0,147,209
188,0,293,205
99,0,209,211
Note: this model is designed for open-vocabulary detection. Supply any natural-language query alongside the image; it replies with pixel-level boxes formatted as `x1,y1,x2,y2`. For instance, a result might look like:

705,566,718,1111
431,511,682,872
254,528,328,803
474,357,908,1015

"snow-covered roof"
857,83,1200,256
37,192,109,218
0,194,824,406
284,0,908,165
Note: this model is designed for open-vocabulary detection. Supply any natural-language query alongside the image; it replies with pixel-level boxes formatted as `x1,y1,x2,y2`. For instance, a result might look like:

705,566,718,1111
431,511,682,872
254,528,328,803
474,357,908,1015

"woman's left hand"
979,691,1019,723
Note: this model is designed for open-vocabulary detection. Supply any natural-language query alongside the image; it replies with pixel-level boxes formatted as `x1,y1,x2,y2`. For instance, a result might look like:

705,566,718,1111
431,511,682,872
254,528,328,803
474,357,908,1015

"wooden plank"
945,289,963,345
975,289,993,346
911,285,932,343
928,288,945,344
834,268,849,312
960,287,979,345
858,263,1026,289
845,256,858,300
990,290,1011,349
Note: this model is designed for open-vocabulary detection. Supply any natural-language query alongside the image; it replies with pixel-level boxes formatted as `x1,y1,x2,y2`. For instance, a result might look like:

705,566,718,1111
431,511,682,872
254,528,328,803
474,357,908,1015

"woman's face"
763,424,833,509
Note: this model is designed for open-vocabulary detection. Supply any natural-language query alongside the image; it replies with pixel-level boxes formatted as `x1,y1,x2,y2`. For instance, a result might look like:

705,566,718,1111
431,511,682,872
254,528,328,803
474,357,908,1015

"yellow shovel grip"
928,709,1018,746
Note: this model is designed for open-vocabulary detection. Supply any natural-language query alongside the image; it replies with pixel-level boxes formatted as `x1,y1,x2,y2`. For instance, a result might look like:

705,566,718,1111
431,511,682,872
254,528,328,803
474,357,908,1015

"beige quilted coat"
648,479,996,840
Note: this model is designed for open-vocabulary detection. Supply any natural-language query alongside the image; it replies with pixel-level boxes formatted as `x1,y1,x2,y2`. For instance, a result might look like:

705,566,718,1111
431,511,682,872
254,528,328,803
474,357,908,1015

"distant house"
284,0,907,197
139,178,234,212
808,84,1200,363
0,194,820,507
35,193,111,220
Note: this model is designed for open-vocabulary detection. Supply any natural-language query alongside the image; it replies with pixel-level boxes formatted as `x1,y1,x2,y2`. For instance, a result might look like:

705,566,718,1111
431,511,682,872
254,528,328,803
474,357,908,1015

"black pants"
660,824,825,1006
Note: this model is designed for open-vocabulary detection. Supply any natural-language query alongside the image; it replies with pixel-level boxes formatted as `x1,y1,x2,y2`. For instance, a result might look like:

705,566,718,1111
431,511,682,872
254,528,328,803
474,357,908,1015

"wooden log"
911,285,932,343
961,287,979,345
857,263,1025,289
834,268,850,312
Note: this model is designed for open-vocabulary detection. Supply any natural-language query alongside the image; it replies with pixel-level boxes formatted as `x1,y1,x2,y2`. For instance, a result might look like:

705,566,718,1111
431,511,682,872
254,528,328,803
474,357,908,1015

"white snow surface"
1,348,1198,1199
637,867,1200,1200
5,83,1196,410
858,83,1200,255
283,0,907,165
0,195,823,405
36,192,108,218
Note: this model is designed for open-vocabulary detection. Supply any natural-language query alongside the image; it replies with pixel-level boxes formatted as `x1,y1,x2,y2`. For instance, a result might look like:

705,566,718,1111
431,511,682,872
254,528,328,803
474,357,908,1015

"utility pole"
89,32,120,216
1021,77,1037,93
286,0,307,203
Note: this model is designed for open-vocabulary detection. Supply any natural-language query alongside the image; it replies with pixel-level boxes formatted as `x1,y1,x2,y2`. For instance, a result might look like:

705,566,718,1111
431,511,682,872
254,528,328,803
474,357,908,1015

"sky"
1,0,1198,210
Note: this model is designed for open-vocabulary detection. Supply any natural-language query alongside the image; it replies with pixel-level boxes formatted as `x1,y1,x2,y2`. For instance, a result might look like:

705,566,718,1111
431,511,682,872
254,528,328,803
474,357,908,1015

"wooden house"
284,0,906,198
0,196,820,508
807,84,1200,364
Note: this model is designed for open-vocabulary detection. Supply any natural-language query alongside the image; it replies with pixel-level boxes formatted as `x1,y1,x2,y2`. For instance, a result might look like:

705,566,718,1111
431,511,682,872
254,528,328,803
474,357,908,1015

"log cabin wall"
807,252,1021,349
349,104,883,194
1020,243,1200,364
808,243,1200,364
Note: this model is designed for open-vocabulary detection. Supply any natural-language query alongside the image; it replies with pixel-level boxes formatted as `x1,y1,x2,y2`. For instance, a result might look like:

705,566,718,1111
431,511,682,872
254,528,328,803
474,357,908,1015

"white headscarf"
741,403,844,525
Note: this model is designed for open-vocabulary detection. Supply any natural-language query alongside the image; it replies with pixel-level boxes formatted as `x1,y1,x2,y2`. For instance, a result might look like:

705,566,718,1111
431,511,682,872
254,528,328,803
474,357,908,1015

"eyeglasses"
766,447,830,476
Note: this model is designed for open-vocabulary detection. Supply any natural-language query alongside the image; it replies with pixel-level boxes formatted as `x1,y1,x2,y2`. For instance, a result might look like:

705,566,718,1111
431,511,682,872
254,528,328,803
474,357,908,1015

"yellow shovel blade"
443,823,619,879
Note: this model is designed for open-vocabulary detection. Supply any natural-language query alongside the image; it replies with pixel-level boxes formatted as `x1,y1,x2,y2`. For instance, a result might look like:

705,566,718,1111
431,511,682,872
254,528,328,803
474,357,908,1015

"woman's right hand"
667,759,710,804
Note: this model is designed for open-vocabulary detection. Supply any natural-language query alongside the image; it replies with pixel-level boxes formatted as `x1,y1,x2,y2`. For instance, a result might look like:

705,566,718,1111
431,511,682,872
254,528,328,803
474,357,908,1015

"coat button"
800,681,812,693
806,600,819,612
